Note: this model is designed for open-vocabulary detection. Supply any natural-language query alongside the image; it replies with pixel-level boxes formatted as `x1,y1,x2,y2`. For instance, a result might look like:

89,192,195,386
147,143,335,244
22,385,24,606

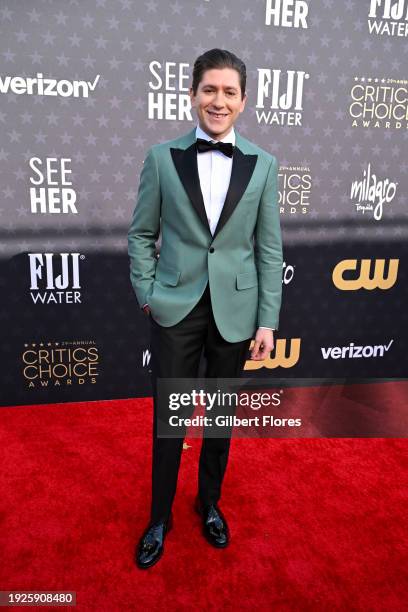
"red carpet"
1,382,407,611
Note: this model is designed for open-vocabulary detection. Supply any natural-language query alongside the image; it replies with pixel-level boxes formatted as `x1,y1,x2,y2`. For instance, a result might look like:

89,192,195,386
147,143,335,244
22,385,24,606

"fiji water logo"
368,0,408,37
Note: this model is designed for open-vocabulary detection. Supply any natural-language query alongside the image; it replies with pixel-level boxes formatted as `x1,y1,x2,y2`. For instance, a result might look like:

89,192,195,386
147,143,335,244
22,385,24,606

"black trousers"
148,283,252,525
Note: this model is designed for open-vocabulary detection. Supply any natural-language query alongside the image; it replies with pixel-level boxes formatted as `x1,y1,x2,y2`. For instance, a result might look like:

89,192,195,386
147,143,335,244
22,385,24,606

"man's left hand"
251,328,274,360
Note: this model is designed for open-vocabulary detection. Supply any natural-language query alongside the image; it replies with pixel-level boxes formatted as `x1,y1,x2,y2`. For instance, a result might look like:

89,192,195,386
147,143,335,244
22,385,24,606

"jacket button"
209,247,215,253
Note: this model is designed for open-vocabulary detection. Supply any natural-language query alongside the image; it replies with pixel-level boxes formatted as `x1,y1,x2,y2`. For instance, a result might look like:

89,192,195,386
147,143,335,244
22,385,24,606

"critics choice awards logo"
279,165,311,215
349,76,408,129
22,340,99,389
367,0,408,37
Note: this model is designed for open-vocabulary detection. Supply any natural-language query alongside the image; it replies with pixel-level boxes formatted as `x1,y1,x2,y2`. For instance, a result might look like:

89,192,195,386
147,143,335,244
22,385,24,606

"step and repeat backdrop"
0,0,407,407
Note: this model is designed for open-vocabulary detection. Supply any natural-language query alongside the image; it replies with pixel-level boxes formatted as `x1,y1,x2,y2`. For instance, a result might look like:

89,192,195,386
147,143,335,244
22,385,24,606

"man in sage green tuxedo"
128,49,283,569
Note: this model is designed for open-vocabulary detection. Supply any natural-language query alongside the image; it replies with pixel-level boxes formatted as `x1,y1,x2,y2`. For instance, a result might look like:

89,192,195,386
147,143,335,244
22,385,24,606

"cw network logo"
245,338,301,370
0,73,100,98
332,259,399,290
321,340,393,360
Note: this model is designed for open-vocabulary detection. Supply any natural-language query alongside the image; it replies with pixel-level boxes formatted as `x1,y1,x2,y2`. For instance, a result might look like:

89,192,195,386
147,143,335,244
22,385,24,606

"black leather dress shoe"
135,513,173,569
195,496,230,548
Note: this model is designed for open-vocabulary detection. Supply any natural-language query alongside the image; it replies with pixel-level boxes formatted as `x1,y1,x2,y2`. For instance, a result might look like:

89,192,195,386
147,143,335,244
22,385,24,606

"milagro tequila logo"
368,0,408,37
29,253,84,304
0,73,100,97
350,163,397,220
148,60,192,120
264,0,309,28
256,69,309,126
279,165,311,214
350,76,408,129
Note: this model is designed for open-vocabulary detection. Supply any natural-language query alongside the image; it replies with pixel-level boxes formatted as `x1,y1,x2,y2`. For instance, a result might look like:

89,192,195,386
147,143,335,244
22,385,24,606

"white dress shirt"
195,123,235,235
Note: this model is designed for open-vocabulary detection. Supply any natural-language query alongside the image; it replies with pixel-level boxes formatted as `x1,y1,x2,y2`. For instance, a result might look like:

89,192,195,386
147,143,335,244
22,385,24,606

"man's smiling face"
189,67,247,140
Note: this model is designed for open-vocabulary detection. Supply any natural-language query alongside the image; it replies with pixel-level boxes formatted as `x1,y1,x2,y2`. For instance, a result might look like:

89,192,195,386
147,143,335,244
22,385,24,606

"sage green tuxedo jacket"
127,126,283,342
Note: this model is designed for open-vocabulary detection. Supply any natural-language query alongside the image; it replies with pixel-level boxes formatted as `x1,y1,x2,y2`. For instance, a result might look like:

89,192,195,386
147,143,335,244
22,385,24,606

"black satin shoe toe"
195,496,230,548
135,513,173,569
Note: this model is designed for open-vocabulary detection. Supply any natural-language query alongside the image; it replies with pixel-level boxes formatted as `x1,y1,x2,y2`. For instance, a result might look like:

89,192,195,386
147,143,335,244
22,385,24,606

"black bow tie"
196,138,234,158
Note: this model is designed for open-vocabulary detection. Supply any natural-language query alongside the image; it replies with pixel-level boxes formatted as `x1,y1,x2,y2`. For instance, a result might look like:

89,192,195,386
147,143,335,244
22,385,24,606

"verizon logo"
0,73,100,98
321,340,394,360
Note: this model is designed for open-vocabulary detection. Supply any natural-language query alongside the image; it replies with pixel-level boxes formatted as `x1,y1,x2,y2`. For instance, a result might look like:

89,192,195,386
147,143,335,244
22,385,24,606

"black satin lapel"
170,144,211,234
212,147,258,239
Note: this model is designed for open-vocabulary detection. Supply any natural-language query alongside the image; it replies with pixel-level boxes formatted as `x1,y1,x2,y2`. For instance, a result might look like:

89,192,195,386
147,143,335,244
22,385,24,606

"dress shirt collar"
196,123,236,145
